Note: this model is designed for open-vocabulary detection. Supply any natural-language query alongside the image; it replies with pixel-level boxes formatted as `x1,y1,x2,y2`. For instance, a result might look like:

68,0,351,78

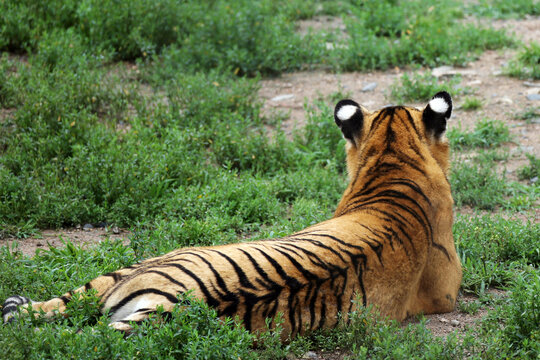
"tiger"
2,91,462,340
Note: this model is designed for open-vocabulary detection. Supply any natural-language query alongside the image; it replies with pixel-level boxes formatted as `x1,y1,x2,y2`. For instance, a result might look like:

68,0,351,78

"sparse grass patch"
469,0,540,19
515,106,540,123
390,72,470,103
461,96,483,111
505,42,540,80
447,119,511,149
518,153,540,181
454,214,539,295
333,0,514,71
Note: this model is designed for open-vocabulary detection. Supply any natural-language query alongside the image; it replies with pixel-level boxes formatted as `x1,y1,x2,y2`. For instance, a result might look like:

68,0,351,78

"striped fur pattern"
2,92,462,338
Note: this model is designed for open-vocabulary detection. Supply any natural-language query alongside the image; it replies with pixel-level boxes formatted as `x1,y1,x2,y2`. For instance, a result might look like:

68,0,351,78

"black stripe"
103,272,122,282
109,288,179,315
289,237,347,263
239,249,280,291
2,305,17,315
146,270,187,290
158,263,220,307
208,250,258,290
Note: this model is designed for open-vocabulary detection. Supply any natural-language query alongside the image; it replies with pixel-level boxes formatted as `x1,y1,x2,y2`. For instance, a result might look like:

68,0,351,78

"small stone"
75,224,81,230
526,94,540,101
83,223,94,231
271,94,295,102
467,80,482,86
499,97,513,104
523,81,540,88
112,226,120,234
531,176,538,184
302,351,318,359
361,82,378,92
440,317,449,323
432,66,454,77
450,319,460,327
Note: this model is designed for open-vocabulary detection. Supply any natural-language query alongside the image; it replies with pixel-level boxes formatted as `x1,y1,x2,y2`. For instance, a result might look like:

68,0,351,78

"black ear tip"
428,91,453,118
432,91,452,104
334,99,360,125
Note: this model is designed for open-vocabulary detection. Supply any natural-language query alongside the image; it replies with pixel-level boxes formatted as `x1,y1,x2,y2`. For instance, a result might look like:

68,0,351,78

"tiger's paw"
109,321,134,334
2,295,33,323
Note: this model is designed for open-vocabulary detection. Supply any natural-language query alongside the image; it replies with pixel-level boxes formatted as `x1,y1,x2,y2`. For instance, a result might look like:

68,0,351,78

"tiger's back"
2,92,462,339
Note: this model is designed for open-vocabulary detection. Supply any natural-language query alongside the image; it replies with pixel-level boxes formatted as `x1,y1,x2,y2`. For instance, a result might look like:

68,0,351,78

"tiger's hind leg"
2,268,134,324
109,303,176,333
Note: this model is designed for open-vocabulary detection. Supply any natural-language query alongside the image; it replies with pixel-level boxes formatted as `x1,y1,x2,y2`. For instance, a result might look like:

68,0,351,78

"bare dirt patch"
0,228,130,257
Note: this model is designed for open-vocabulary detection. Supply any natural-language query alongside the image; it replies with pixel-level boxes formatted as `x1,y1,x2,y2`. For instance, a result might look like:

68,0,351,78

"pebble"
432,66,454,77
531,177,538,184
302,351,318,359
432,66,477,77
361,82,378,92
112,226,120,234
526,94,540,101
271,94,295,102
467,80,482,86
440,317,449,323
83,223,94,231
523,81,540,88
451,320,460,327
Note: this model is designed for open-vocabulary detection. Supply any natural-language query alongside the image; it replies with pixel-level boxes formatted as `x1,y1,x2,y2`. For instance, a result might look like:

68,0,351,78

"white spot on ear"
429,97,449,114
336,105,358,121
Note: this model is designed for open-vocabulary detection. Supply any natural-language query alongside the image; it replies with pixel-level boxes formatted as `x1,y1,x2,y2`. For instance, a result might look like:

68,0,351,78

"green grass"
461,96,483,111
505,42,540,80
518,154,540,181
390,72,470,103
447,119,511,149
0,0,539,358
469,0,540,19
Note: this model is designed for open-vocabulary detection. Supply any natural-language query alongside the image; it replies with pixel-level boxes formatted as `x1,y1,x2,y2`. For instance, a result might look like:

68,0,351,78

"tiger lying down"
2,92,462,339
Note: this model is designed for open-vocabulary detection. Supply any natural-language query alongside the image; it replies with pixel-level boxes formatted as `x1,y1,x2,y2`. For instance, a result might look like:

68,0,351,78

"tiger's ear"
422,91,452,138
334,99,363,144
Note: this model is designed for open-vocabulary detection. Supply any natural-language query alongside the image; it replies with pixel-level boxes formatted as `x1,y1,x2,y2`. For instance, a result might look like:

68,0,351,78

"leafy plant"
448,119,511,149
505,42,540,79
390,72,469,103
461,96,483,110
518,154,540,181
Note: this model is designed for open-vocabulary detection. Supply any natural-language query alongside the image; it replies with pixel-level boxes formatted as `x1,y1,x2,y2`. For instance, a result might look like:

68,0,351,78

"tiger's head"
334,91,452,181
333,92,453,218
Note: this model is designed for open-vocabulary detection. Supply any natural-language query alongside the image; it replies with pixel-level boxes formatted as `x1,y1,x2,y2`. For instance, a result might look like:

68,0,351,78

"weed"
515,106,540,123
518,154,540,181
469,0,540,19
454,214,539,294
390,72,469,103
447,119,511,149
458,300,482,315
461,96,483,110
334,0,513,71
505,42,540,80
